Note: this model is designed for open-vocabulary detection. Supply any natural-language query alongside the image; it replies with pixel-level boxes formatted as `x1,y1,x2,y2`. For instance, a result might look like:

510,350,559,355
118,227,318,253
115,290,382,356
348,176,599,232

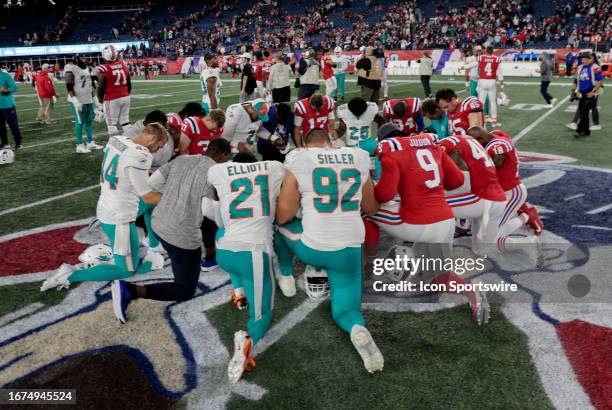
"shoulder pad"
124,145,153,170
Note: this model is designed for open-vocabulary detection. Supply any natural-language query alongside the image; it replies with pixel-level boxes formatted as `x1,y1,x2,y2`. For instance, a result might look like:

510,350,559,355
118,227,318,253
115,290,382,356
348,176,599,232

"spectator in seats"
537,52,557,107
297,49,320,100
0,66,22,149
418,50,434,98
35,64,57,125
268,53,292,103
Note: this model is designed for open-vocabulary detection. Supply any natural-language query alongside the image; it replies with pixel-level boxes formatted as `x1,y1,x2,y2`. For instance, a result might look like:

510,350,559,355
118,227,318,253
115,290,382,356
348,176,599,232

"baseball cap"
377,122,400,140
240,52,252,60
251,98,270,122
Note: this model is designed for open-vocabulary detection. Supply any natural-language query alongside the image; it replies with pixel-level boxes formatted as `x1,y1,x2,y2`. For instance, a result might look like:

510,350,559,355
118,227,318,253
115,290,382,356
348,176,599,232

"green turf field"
0,74,609,409
0,74,608,237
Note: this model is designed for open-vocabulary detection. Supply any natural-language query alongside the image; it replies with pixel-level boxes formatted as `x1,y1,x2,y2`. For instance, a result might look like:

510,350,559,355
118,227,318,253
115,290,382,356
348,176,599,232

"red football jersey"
375,134,465,224
322,57,334,80
97,62,130,101
486,130,520,191
253,60,264,81
182,116,220,155
478,54,502,80
263,59,273,81
294,96,335,135
448,96,484,135
439,135,505,201
166,112,183,134
383,98,423,134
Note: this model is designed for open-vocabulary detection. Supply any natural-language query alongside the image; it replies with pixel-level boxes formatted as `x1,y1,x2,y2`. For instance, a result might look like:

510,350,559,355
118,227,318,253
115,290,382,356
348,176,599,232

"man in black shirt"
240,52,257,102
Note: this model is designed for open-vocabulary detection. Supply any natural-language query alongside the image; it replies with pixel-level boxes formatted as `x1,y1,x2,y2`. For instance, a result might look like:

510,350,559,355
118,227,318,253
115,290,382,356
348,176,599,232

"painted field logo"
0,155,611,409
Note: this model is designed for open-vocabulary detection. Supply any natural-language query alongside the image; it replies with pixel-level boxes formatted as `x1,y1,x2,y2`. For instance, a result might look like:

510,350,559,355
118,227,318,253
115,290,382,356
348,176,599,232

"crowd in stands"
16,7,76,46
3,0,609,54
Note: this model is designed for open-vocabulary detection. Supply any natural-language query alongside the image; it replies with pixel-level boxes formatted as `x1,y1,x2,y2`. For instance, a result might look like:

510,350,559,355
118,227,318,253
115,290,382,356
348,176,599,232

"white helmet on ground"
300,265,329,300
334,46,342,53
0,148,15,164
94,108,106,123
102,45,118,62
497,91,510,106
78,244,113,267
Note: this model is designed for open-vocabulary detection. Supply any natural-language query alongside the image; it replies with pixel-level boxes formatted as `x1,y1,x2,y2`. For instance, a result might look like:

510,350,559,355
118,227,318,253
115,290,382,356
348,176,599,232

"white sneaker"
350,325,384,373
227,330,256,383
40,263,74,291
278,275,296,297
144,249,165,271
76,144,91,154
590,124,601,131
551,98,558,105
565,122,577,130
86,141,103,150
543,104,553,108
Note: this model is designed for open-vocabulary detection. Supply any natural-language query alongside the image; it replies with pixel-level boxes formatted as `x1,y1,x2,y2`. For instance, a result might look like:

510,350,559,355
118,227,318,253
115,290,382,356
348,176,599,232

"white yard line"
0,303,44,328
586,203,612,215
0,185,99,217
572,224,612,231
512,94,571,144
564,193,585,201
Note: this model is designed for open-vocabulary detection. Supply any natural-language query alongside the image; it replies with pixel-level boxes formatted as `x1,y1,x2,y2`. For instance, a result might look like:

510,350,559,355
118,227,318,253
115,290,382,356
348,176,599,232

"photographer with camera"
355,46,383,102
297,49,320,100
571,51,604,138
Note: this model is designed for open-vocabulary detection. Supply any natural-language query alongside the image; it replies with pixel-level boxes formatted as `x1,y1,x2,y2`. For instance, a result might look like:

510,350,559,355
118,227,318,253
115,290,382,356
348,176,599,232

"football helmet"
301,265,329,300
0,148,15,164
94,108,106,123
78,244,113,267
102,45,118,62
497,91,510,106
334,46,342,54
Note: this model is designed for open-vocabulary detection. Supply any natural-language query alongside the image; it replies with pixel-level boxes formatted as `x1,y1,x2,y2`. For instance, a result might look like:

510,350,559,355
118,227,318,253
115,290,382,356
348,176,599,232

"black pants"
577,95,595,136
257,139,285,162
298,84,318,100
143,233,202,301
272,86,291,103
572,95,599,125
200,217,217,253
0,106,22,147
540,81,552,104
420,75,431,97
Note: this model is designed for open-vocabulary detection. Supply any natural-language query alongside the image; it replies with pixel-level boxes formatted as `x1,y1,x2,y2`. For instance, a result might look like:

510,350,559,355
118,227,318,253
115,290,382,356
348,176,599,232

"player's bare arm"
361,177,379,215
276,170,301,224
126,74,132,94
97,75,106,102
328,118,337,139
448,150,469,171
206,77,218,109
337,119,347,137
178,133,191,155
467,111,483,128
373,113,385,126
491,153,507,169
64,72,75,97
294,125,303,147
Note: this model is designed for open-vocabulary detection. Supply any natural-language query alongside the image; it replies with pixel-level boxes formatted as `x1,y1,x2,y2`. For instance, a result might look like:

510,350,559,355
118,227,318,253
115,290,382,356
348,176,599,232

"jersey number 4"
100,149,119,190
313,167,360,213
229,175,270,219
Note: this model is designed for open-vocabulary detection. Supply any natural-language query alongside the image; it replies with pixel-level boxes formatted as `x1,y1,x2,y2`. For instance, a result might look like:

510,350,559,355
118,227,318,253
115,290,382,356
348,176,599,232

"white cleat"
86,141,103,150
40,263,74,291
590,124,602,131
278,275,296,297
565,122,577,131
76,144,91,154
227,330,256,383
350,325,384,374
543,104,553,108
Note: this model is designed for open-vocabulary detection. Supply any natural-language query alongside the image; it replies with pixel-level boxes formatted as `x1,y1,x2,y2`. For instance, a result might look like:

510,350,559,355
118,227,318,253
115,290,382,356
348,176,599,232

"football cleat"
565,122,577,131
227,330,256,383
590,124,602,131
231,288,248,310
79,244,113,267
40,263,74,291
350,325,384,373
278,275,296,297
469,289,490,327
86,141,103,150
111,280,132,324
76,144,91,154
519,204,544,235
